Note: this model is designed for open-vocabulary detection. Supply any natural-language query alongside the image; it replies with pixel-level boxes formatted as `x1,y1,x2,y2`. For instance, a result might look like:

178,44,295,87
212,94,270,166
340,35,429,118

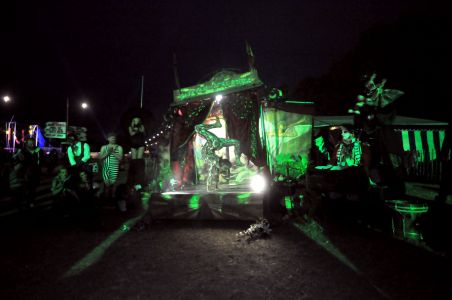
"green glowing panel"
237,193,251,204
260,109,312,177
285,100,315,105
426,131,436,160
188,195,200,210
162,194,173,200
401,130,410,152
414,131,424,162
439,130,445,149
173,70,263,102
284,196,293,210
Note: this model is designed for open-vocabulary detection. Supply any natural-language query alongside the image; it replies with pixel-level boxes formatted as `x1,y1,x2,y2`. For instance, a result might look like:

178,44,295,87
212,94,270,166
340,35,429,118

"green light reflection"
293,222,359,273
188,195,200,210
284,196,293,210
63,192,152,278
237,193,251,204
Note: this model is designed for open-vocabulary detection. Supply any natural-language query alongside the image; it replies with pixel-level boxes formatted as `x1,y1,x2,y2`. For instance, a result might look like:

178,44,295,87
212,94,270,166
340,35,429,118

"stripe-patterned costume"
336,140,362,167
101,146,121,186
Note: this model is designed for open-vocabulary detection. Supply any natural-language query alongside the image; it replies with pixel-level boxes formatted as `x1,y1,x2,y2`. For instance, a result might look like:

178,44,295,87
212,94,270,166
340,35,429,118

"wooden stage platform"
149,184,264,220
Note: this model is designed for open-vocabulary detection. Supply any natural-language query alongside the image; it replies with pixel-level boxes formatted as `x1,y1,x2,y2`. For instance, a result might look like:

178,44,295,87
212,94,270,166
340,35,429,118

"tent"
314,115,448,182
158,69,314,189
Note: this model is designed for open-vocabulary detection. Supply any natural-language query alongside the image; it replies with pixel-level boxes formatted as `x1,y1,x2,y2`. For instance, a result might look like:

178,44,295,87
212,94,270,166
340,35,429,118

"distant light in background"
81,102,88,109
215,94,223,103
3,95,11,103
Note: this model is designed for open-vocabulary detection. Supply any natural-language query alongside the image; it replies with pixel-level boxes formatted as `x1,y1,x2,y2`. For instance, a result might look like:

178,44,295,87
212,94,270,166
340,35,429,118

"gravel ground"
1,207,451,300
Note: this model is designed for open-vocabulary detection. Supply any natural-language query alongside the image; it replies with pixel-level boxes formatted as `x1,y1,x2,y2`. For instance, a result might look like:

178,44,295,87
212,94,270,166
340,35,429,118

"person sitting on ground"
51,166,78,218
51,166,73,197
75,170,100,228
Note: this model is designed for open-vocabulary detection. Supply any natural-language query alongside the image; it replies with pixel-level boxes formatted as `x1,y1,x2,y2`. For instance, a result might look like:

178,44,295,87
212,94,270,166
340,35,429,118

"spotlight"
215,94,223,103
250,174,267,193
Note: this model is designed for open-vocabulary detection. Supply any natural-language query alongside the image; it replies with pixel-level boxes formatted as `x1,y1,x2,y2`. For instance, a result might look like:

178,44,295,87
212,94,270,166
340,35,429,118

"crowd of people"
0,112,451,229
0,116,150,228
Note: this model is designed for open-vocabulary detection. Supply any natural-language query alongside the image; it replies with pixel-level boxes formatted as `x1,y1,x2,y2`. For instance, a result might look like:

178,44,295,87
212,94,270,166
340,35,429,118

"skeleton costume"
336,139,362,167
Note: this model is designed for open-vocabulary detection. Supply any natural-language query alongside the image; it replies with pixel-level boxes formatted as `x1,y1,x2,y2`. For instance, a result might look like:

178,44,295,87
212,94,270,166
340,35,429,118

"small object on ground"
120,224,130,232
237,218,272,242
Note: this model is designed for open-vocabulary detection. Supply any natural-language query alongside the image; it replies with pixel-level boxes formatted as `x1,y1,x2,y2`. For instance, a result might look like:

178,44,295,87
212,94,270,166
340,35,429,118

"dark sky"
0,0,441,142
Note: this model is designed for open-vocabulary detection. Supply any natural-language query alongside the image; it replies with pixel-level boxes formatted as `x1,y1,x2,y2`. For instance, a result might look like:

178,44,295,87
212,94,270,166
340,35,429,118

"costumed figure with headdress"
348,73,404,192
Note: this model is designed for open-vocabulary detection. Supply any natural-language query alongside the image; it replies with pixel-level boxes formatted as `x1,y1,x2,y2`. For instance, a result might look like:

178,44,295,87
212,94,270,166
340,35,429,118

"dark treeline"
292,11,451,121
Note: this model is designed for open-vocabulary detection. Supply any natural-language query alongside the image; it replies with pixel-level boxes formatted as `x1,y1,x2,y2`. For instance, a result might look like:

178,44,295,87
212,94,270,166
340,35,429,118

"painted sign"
44,122,67,139
44,122,87,141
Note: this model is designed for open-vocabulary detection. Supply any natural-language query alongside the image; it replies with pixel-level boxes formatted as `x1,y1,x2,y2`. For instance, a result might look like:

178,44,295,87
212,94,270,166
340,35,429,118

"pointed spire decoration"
246,41,255,70
173,52,181,90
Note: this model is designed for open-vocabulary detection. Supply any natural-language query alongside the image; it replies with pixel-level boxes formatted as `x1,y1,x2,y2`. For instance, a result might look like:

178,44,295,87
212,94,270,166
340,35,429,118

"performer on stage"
127,117,146,190
195,116,242,191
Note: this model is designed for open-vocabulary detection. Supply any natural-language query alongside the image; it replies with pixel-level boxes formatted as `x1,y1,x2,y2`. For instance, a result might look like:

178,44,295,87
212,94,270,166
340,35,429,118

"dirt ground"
1,206,451,300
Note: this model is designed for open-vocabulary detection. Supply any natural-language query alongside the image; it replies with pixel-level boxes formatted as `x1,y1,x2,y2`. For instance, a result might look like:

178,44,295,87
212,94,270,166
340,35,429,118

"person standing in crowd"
67,134,91,170
127,117,146,190
310,131,332,167
13,137,44,208
0,140,11,197
436,120,451,203
67,133,92,186
9,158,25,209
98,133,123,199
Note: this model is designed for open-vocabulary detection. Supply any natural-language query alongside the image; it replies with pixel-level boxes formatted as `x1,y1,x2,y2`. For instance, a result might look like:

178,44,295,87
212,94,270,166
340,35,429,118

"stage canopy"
314,115,448,128
172,69,263,105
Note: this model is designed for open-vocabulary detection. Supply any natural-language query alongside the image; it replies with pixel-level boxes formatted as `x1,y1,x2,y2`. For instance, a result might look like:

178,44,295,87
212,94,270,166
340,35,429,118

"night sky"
1,0,447,144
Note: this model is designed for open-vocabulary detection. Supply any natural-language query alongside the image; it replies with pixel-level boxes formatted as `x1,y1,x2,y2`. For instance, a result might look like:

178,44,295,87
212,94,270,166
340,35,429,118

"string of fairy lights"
145,119,173,148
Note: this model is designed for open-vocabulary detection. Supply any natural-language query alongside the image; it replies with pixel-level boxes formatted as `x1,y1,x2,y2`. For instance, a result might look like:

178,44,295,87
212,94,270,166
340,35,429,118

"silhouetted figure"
437,121,451,202
51,166,78,218
13,138,44,208
128,117,146,190
67,133,92,186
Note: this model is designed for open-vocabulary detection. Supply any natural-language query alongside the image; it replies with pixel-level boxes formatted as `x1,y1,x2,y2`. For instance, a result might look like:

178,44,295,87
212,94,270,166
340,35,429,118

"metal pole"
66,97,69,140
140,75,144,108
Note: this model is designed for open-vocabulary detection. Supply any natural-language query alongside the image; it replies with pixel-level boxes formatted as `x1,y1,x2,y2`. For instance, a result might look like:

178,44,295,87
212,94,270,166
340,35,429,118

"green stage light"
250,174,266,193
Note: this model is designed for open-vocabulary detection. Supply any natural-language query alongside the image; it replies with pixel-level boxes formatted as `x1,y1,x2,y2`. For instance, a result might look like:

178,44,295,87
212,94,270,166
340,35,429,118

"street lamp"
3,95,11,103
81,102,88,109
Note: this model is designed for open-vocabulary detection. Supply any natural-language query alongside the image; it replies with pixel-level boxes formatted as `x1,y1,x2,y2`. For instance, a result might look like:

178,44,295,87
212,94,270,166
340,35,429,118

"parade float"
146,68,314,220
